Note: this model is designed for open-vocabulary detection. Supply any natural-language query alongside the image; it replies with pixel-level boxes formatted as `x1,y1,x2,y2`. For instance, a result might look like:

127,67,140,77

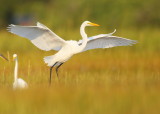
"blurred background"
0,0,160,114
0,0,160,28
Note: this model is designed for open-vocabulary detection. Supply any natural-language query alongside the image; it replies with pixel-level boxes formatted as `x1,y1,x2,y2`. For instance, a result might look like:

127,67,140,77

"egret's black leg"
49,62,57,85
55,63,64,80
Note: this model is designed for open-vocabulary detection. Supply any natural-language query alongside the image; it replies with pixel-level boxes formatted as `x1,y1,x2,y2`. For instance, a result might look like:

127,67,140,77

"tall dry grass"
0,27,160,114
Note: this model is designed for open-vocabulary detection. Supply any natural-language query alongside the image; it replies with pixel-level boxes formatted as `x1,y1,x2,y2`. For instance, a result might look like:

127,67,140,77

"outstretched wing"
8,22,66,51
78,30,137,52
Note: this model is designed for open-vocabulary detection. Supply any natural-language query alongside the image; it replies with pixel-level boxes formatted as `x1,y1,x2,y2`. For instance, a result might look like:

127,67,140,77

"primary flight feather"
8,21,137,85
8,22,66,51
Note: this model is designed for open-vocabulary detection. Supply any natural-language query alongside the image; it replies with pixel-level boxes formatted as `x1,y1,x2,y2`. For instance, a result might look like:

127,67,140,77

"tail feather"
44,55,55,66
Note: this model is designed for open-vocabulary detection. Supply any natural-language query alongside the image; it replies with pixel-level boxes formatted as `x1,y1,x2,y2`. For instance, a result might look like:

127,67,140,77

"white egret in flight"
8,21,137,85
13,54,28,89
0,54,8,61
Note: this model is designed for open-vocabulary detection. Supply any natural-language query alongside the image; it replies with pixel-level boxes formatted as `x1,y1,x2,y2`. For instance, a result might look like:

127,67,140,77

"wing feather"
78,30,137,52
7,22,66,51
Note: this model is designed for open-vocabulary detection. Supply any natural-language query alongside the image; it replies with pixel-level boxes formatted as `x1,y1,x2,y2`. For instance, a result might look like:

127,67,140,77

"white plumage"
78,29,136,52
8,22,66,51
13,78,28,89
13,54,28,89
8,21,137,84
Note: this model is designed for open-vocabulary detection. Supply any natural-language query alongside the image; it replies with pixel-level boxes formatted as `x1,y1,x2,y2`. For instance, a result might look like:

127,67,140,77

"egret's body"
45,41,77,65
13,78,28,89
8,21,137,85
13,54,28,89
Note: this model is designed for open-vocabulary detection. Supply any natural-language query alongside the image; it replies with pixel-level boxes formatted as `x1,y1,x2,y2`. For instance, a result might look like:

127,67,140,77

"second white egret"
13,54,28,89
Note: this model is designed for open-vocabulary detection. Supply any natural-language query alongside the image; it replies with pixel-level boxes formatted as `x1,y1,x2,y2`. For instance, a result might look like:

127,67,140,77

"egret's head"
0,54,8,61
13,54,17,61
84,21,100,27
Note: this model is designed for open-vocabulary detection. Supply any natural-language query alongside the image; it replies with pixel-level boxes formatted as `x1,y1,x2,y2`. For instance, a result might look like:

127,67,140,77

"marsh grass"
0,28,160,114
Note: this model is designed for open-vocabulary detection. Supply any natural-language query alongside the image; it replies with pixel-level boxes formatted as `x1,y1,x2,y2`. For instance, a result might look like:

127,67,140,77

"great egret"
0,54,8,61
13,54,28,89
8,21,137,85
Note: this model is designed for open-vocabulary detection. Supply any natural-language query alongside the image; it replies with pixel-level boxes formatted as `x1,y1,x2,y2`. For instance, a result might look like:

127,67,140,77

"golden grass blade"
0,54,8,61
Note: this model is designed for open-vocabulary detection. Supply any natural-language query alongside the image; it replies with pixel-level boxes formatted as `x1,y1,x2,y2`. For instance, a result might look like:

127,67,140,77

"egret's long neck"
14,58,18,82
78,24,88,52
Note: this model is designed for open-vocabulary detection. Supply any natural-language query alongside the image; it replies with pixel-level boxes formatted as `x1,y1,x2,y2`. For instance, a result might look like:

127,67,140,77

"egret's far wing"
8,22,66,51
78,30,137,52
